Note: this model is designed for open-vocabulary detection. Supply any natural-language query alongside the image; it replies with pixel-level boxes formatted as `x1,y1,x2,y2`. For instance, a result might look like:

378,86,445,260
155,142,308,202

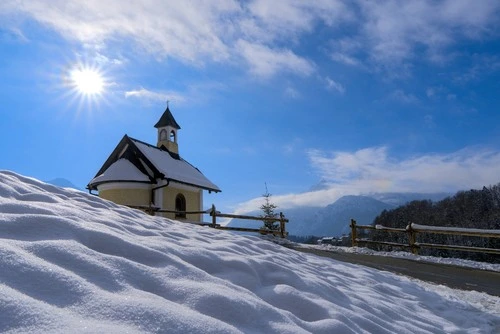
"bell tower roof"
154,105,181,130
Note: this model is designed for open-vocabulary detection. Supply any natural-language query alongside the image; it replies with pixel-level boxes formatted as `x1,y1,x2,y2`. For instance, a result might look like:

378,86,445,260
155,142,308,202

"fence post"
407,222,418,255
350,219,358,247
211,204,217,227
279,212,285,238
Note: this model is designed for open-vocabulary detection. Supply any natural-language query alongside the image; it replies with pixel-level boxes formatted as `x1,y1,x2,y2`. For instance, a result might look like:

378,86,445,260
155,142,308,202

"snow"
411,223,500,236
131,139,220,192
89,158,151,185
1,170,499,333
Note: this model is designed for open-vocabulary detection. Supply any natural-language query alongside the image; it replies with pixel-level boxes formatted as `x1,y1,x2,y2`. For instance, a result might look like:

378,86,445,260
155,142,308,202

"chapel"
87,105,220,221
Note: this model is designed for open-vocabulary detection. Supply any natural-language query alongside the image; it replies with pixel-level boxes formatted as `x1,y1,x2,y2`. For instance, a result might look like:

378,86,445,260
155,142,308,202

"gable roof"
154,106,181,129
87,135,220,192
89,158,151,185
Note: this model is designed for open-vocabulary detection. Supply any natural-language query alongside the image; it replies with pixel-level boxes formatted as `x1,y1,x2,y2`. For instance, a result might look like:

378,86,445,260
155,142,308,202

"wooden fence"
128,204,289,238
350,219,500,256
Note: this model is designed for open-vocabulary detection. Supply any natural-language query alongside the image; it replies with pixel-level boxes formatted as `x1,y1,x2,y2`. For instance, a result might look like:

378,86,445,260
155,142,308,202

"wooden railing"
350,219,500,256
128,204,289,238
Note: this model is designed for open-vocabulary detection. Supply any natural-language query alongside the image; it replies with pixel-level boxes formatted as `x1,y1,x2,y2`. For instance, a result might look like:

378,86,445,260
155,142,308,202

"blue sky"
1,1,500,213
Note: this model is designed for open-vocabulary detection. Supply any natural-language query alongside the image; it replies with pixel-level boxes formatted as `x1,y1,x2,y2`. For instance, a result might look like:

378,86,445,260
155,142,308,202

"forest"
369,183,500,263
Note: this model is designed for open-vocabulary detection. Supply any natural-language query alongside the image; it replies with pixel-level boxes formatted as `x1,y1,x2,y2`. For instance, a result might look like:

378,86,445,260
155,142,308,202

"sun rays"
70,67,104,96
60,61,112,118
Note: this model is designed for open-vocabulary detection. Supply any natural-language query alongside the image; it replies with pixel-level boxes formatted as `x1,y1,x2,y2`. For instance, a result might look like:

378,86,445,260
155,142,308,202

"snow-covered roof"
131,138,220,192
87,135,220,192
89,158,150,185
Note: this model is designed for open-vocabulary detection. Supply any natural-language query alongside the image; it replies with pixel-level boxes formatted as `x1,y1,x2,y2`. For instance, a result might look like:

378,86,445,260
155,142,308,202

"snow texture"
0,170,499,333
411,223,500,236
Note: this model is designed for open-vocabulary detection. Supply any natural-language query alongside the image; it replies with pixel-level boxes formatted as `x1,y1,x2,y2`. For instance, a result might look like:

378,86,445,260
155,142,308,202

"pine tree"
260,183,279,230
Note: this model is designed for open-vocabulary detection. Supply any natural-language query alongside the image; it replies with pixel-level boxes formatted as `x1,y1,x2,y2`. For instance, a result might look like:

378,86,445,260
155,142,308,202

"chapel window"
175,193,186,218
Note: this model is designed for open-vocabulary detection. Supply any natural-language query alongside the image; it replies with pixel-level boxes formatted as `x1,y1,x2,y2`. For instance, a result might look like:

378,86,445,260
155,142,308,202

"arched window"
175,193,186,218
170,130,176,143
160,129,168,140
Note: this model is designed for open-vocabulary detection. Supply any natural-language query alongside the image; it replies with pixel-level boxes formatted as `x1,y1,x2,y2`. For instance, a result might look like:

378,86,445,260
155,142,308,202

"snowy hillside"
0,171,499,333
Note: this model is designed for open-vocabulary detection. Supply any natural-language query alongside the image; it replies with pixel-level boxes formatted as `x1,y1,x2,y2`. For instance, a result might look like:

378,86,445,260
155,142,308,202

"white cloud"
1,0,237,64
389,89,418,104
246,0,351,41
326,1,500,70
125,88,186,103
0,0,335,78
236,40,315,78
331,52,361,67
325,77,345,94
234,146,500,213
365,0,499,62
282,138,303,155
3,0,498,78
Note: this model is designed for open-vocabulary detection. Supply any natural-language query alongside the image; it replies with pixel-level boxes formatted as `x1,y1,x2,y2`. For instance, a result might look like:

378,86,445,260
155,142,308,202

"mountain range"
44,177,450,237
228,192,450,237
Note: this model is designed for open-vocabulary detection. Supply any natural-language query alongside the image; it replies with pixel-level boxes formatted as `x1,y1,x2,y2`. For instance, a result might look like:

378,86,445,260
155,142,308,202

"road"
291,246,500,297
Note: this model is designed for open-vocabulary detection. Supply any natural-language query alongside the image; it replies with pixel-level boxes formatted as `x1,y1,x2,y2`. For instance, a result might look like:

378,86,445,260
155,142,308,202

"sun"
70,68,104,96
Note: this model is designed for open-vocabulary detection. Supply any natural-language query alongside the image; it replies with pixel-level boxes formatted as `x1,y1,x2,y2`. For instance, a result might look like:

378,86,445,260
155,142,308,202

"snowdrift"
0,171,498,333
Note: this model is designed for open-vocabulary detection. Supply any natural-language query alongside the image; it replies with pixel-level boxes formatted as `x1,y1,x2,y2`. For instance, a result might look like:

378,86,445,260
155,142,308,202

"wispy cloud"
331,52,361,67
246,0,351,40
328,1,500,71
1,0,327,78
1,1,235,64
236,40,315,78
284,86,301,99
324,76,345,94
1,27,30,43
125,88,186,103
388,89,419,104
234,146,500,213
282,138,303,155
3,0,499,78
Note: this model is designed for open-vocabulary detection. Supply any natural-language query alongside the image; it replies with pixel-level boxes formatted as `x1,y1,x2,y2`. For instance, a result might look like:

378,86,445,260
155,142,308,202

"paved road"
291,246,500,297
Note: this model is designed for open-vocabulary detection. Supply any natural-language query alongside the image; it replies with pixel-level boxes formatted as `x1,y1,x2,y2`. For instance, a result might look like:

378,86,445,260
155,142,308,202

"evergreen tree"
368,183,500,262
260,183,279,230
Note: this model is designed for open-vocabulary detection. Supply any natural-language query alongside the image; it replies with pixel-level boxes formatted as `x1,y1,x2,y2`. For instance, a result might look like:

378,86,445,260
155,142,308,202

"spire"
155,102,180,154
154,101,181,129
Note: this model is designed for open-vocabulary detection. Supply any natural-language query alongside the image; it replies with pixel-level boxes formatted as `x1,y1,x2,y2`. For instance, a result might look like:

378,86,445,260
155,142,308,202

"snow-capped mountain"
283,196,394,237
44,177,81,190
229,193,450,237
369,192,451,207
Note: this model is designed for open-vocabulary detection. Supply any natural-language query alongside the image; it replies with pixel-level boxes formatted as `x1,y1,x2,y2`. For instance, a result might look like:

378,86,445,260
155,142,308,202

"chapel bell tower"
154,102,181,154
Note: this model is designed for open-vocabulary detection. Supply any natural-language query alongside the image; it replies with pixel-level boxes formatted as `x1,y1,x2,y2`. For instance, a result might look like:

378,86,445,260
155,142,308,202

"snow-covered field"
0,171,499,333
